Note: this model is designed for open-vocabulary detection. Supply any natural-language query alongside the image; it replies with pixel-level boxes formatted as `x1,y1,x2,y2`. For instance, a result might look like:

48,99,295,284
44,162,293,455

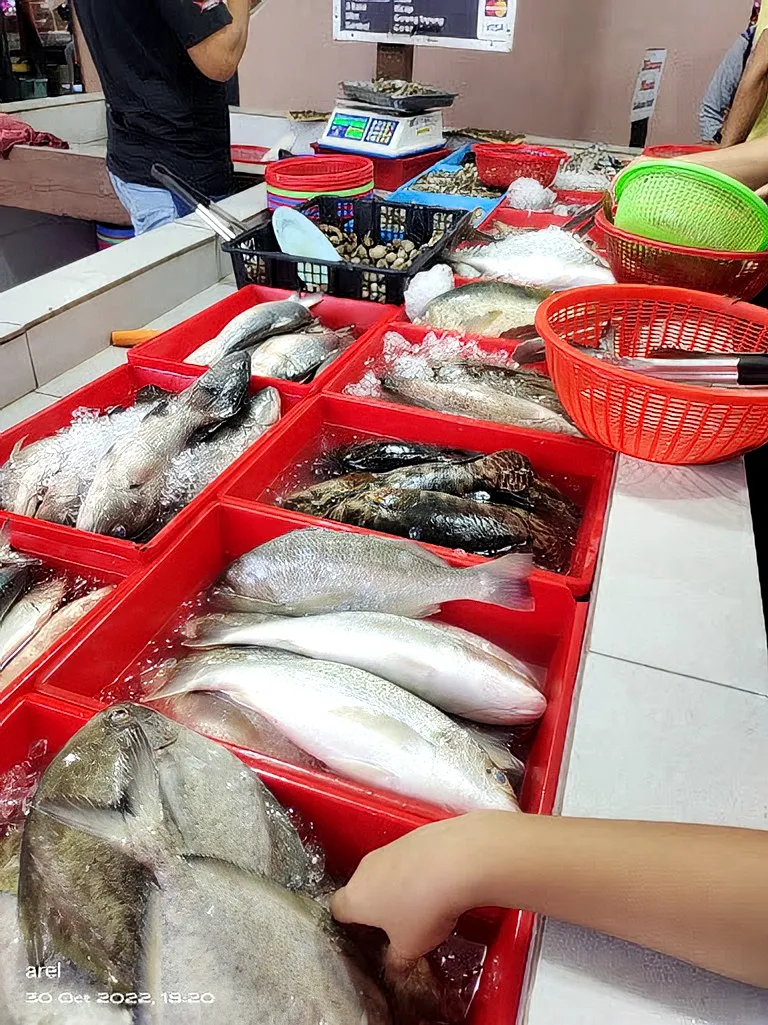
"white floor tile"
0,390,58,431
588,456,768,696
525,920,768,1025
39,346,129,398
143,282,237,331
561,653,768,828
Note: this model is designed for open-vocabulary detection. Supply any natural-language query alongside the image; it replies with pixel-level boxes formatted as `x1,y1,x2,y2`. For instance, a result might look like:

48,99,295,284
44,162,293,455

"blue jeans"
109,172,196,235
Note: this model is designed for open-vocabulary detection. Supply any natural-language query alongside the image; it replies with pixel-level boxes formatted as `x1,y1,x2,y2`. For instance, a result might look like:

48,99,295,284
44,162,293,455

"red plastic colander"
597,211,768,300
474,144,568,188
642,144,716,158
535,285,768,464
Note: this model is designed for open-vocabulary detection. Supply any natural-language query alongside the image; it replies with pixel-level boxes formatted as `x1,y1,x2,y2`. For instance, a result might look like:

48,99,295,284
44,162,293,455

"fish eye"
113,525,128,539
108,708,131,726
487,766,510,787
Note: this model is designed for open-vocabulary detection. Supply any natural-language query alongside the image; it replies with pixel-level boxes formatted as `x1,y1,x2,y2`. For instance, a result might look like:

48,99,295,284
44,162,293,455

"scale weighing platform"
320,103,445,158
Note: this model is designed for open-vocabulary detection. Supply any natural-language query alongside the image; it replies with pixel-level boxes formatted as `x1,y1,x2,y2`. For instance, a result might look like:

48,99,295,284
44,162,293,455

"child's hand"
331,812,507,961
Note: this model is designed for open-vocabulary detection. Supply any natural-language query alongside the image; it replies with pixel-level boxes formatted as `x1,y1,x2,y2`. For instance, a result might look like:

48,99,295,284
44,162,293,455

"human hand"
331,812,513,961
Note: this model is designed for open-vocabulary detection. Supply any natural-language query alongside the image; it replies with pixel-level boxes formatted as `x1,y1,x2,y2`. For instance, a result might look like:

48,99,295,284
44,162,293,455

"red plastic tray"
480,204,605,249
322,319,613,443
0,518,140,712
312,142,453,192
221,393,614,596
28,501,587,820
0,690,523,1024
0,363,306,561
128,285,400,394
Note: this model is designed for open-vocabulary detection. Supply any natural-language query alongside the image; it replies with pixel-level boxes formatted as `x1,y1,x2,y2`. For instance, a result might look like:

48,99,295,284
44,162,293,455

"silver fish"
19,703,316,995
219,526,532,617
249,328,349,381
160,387,281,522
150,648,520,813
150,690,323,769
0,585,113,691
421,281,551,337
0,434,67,518
77,353,250,538
457,721,526,789
383,375,582,436
0,576,68,670
183,610,546,725
185,294,322,366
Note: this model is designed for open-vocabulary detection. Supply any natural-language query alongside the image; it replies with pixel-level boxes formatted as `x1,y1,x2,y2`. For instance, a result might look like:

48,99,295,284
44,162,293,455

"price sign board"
630,48,668,122
333,0,515,52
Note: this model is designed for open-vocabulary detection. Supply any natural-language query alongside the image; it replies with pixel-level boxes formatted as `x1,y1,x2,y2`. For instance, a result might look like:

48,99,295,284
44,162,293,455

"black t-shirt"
74,0,235,194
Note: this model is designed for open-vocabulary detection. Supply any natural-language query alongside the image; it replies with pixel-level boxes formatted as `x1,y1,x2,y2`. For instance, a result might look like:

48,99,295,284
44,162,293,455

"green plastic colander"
614,160,768,252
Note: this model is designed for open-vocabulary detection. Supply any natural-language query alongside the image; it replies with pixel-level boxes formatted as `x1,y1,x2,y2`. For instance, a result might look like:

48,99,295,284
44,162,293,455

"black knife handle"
151,163,210,209
737,355,768,385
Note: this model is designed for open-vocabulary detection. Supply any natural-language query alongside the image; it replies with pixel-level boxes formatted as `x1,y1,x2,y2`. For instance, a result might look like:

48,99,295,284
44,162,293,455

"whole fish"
183,610,546,725
282,471,378,518
327,486,532,557
286,451,535,517
150,690,323,769
219,526,532,616
383,375,582,436
0,585,113,690
249,328,350,381
159,386,281,522
77,352,250,538
0,563,33,625
0,576,68,670
185,294,322,366
19,703,316,994
150,648,520,813
0,893,131,1025
421,281,551,337
433,362,568,416
36,396,169,526
0,434,67,518
332,440,477,474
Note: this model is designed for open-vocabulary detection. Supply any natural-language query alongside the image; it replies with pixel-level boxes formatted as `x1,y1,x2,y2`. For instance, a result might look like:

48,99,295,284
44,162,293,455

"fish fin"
9,437,26,460
294,293,324,310
36,797,133,848
462,311,508,335
463,552,534,611
181,612,279,647
210,586,302,616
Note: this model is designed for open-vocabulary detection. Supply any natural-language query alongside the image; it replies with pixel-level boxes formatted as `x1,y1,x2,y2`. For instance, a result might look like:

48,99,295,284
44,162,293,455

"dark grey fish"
332,440,478,475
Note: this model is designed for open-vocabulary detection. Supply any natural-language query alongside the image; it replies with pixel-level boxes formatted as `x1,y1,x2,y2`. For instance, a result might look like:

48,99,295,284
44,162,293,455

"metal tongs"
151,163,247,242
602,352,768,386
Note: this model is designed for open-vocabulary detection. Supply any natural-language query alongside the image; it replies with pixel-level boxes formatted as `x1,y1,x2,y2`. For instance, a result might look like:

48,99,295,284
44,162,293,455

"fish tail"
186,351,250,424
292,292,323,310
463,552,534,611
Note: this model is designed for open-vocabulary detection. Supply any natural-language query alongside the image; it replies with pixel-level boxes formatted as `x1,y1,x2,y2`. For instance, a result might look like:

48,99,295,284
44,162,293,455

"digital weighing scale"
319,102,446,158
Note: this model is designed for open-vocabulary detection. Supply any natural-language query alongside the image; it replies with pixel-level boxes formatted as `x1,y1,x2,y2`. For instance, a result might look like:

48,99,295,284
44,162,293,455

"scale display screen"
326,112,370,141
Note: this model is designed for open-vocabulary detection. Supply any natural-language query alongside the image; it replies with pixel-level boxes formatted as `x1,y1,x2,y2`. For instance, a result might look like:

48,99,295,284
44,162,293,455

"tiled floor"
0,281,237,427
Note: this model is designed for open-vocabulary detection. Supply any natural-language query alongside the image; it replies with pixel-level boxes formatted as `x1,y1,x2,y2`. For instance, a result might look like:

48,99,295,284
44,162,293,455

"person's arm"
678,136,768,190
699,35,750,142
188,0,250,83
156,0,249,84
722,30,768,146
331,812,768,987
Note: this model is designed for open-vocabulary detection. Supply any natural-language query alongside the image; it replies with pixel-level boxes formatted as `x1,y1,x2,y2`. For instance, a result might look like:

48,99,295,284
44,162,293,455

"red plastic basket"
128,285,400,394
474,144,569,189
265,155,374,193
535,284,768,464
221,392,614,597
596,210,768,300
0,690,524,1024
312,143,452,192
642,144,716,159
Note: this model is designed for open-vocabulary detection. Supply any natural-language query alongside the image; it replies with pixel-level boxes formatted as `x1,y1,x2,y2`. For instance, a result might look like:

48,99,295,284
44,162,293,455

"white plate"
272,207,342,262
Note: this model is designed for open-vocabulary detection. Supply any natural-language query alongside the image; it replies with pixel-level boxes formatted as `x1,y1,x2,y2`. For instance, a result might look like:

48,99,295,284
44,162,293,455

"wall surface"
0,209,97,293
240,0,751,144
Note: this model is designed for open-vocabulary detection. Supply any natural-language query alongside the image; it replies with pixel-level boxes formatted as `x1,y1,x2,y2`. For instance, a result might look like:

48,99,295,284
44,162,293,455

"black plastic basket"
223,196,470,305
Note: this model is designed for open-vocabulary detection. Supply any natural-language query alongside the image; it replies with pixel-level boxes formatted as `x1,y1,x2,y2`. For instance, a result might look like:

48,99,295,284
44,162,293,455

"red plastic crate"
221,393,614,597
0,518,140,712
312,142,453,192
480,207,570,232
128,284,401,394
0,363,306,561
322,319,613,447
0,690,523,1024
